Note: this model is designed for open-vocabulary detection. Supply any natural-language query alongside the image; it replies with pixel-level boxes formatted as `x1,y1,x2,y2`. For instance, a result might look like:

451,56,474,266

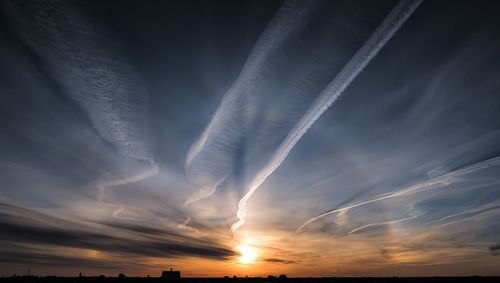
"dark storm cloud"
0,201,234,259
0,250,119,269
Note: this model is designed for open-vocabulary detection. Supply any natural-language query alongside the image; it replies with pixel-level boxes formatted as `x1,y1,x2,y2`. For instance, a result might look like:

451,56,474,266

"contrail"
97,159,159,219
5,0,153,160
231,0,424,233
184,182,221,206
348,214,421,235
297,155,500,232
177,217,205,234
5,0,158,217
432,208,500,228
97,159,159,200
186,0,317,170
347,203,421,234
426,200,500,226
185,0,318,201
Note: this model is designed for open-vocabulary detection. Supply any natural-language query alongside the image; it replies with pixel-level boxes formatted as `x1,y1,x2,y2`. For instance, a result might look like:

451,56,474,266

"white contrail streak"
177,217,204,234
184,0,318,201
97,159,159,219
348,204,421,234
184,185,218,206
231,0,424,233
432,208,500,228
7,1,158,219
6,0,154,161
348,214,421,235
297,155,500,232
426,200,500,226
186,0,316,168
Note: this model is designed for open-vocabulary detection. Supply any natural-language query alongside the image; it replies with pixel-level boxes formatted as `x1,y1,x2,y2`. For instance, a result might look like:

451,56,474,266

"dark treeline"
1,276,499,283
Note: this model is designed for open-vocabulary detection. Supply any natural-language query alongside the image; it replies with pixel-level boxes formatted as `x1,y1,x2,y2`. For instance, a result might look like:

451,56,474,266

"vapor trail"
5,0,158,217
184,183,220,206
97,159,159,219
231,0,424,233
186,0,317,167
185,0,318,201
348,214,421,235
426,200,500,226
433,208,500,228
5,0,153,160
177,217,203,234
297,155,500,232
97,159,159,202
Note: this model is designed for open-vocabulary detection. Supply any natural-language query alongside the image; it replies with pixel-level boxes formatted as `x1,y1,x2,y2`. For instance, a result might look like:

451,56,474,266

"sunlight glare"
238,244,257,264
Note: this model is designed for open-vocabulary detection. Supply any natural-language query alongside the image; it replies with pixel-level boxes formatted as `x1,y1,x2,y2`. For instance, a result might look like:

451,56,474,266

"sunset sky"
1,0,500,277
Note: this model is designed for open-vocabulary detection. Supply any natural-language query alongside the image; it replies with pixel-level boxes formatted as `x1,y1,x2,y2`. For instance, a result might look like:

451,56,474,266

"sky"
1,0,500,277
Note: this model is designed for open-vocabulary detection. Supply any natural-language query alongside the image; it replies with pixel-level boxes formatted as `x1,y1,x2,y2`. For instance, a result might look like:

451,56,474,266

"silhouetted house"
118,273,126,278
279,274,287,279
161,268,181,280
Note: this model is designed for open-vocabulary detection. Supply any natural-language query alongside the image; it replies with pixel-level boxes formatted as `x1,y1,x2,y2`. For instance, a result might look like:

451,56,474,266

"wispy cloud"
297,156,500,232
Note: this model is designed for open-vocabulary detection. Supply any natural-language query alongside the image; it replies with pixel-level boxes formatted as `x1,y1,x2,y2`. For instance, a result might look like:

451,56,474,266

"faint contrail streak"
231,0,424,233
177,217,204,234
347,203,421,234
297,155,500,232
97,159,159,219
5,0,158,218
426,200,500,226
184,183,219,206
434,208,500,228
348,214,420,235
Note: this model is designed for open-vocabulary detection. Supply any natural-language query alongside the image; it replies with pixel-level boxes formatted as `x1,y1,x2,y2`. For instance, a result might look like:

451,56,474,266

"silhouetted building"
279,274,287,279
118,273,126,278
161,268,181,280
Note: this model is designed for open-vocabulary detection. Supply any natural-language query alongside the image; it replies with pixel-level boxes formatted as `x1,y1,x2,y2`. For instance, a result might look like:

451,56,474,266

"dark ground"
1,276,499,283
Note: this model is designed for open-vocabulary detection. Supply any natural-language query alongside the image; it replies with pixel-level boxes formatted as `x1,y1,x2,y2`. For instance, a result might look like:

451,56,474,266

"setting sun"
237,245,257,264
